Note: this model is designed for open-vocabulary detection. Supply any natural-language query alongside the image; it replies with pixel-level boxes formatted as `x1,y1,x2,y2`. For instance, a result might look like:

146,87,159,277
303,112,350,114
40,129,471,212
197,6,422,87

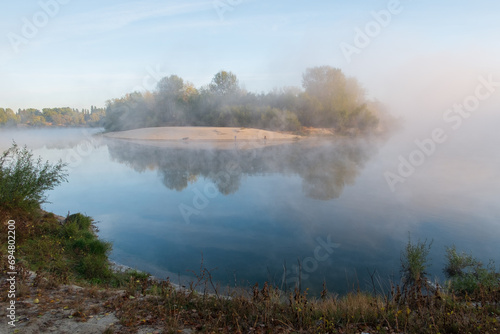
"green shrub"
72,237,110,256
444,245,499,295
60,213,93,238
0,142,67,212
444,245,480,278
66,212,93,230
61,213,112,280
76,254,112,279
446,265,499,295
400,235,433,287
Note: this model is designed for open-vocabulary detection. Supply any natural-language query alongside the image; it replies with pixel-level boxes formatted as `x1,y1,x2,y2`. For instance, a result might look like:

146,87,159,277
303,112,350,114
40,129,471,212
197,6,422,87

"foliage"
209,70,239,96
298,66,377,131
103,66,383,134
2,67,382,131
61,213,112,279
400,235,433,288
0,106,106,127
0,143,68,212
444,245,499,295
0,107,20,127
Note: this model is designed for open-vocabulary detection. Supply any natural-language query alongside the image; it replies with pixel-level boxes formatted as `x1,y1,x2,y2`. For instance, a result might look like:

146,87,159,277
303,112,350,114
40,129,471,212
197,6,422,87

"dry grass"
96,272,499,333
1,207,499,333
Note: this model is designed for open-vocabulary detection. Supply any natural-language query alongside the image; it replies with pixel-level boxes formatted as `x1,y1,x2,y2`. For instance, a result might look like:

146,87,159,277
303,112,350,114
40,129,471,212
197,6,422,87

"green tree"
31,115,47,126
104,92,154,131
260,107,301,131
86,107,106,126
18,108,41,124
101,67,381,133
155,75,185,124
157,75,184,96
300,66,375,132
209,70,239,96
0,108,20,127
0,108,7,125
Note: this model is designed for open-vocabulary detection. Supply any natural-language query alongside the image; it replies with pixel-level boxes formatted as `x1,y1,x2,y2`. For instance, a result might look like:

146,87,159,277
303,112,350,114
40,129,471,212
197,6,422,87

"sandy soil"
0,270,193,334
103,127,302,142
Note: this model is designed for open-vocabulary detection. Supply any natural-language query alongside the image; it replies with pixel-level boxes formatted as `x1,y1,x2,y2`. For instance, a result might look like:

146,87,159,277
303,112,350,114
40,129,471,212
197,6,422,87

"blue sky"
1,0,499,111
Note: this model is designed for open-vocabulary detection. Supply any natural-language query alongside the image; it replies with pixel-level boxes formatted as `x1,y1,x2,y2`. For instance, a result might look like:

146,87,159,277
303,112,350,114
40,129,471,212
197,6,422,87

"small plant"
444,245,480,278
400,235,432,289
0,142,67,212
62,213,112,280
444,245,499,295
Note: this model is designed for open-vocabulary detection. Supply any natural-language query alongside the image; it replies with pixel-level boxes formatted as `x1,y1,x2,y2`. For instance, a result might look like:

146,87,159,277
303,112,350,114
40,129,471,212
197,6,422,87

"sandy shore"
104,126,302,141
102,126,303,149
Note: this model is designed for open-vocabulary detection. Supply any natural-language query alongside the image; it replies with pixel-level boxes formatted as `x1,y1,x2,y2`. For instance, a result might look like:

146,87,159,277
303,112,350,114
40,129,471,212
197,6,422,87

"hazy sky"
1,0,499,111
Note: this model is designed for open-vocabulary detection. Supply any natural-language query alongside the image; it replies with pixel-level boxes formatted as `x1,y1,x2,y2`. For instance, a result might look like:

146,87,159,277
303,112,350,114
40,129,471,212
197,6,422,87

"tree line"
104,66,383,134
0,106,105,128
1,66,386,133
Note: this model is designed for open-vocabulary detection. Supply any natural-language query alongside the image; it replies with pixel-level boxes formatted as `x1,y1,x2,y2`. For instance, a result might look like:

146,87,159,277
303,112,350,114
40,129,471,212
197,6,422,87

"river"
1,124,498,295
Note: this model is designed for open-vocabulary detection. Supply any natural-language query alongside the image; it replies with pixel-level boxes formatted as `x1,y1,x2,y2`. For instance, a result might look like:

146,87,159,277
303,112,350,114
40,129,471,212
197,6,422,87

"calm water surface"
1,125,499,295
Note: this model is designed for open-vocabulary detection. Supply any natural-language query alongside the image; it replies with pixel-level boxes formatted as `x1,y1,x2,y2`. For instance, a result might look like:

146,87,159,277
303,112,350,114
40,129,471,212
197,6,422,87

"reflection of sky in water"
1,127,499,295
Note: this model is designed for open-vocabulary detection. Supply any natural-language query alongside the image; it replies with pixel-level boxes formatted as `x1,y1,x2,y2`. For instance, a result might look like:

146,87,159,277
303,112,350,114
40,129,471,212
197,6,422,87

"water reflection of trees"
106,139,376,200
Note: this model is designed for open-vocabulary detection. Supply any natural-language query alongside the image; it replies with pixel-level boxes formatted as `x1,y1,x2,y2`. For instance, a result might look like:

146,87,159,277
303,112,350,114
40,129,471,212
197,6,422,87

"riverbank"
1,208,499,333
1,140,499,333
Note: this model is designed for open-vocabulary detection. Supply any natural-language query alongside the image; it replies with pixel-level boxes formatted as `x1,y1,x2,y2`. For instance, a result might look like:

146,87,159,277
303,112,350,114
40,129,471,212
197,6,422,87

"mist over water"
1,124,498,295
2,0,500,304
2,58,499,295
0,127,103,151
105,138,376,200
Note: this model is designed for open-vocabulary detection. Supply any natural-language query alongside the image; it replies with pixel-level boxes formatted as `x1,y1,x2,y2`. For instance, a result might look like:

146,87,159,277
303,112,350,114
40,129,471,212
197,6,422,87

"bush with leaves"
444,245,499,295
400,236,433,288
61,213,112,280
0,142,68,212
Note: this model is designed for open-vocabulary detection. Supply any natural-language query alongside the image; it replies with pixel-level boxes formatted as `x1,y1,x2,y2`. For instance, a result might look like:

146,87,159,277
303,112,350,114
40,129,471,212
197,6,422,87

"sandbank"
103,126,302,149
